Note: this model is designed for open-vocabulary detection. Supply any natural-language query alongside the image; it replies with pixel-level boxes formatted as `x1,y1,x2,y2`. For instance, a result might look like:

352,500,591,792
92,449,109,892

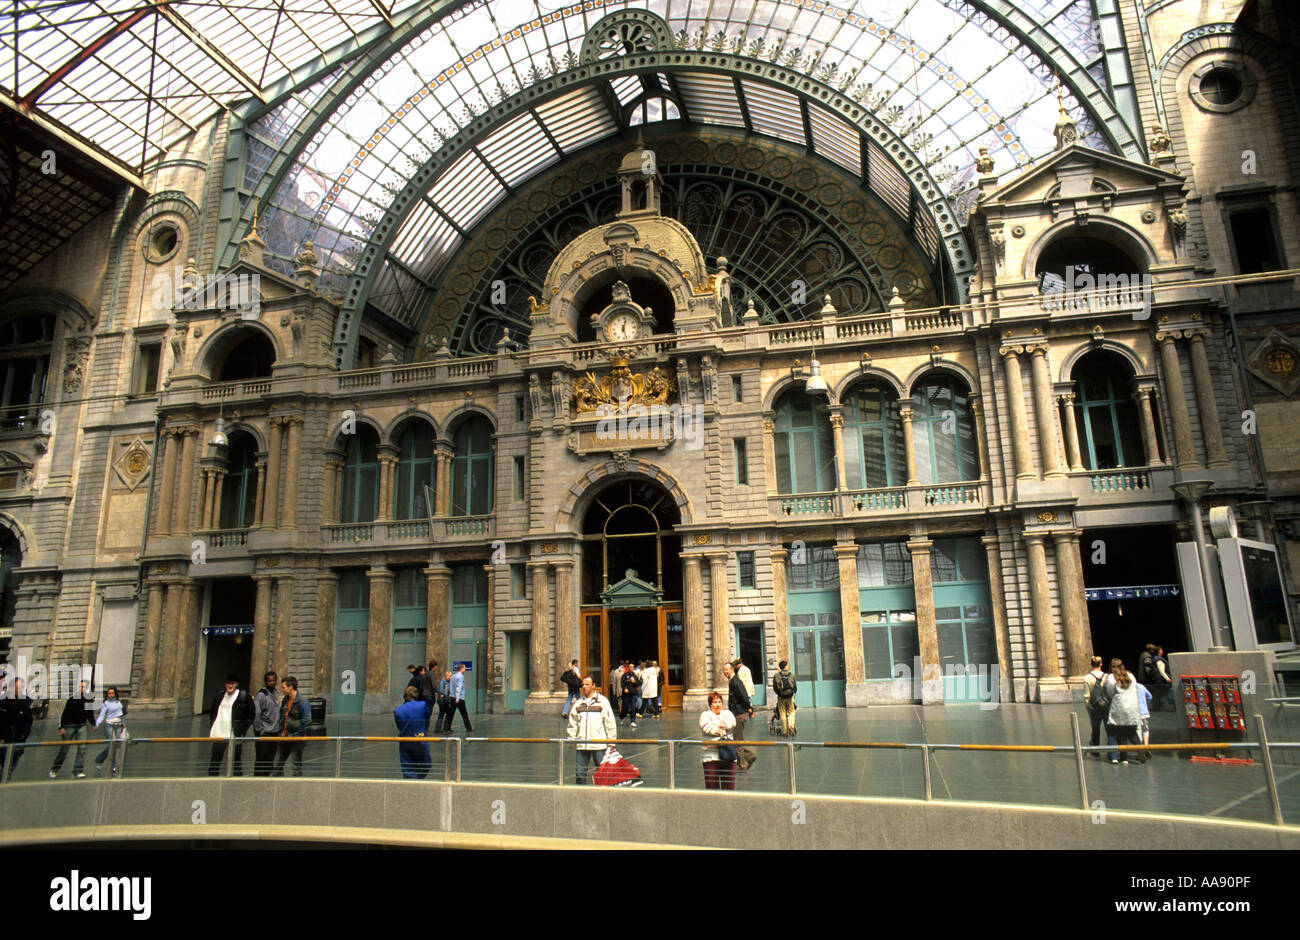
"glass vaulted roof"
241,0,1117,324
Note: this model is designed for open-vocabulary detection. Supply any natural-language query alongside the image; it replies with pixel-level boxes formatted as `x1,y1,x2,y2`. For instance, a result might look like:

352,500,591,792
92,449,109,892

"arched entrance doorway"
579,478,684,709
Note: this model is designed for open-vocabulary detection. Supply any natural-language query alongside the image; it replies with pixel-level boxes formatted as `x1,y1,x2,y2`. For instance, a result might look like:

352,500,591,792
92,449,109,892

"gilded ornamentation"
540,543,558,554
693,533,713,545
1035,511,1058,524
572,358,677,413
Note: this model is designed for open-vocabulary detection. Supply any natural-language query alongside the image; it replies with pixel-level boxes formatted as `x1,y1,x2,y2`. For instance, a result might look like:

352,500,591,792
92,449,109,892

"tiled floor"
13,699,1299,826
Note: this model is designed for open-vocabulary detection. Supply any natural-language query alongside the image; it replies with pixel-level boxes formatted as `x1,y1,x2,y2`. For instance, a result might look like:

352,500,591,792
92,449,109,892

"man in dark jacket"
252,670,280,776
0,677,35,776
411,664,437,730
394,686,433,779
561,659,581,719
49,680,96,778
207,674,256,776
724,662,756,771
272,676,311,776
619,663,641,728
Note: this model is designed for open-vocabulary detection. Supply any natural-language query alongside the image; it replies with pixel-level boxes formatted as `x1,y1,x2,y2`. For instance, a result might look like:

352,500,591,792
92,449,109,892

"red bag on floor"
592,748,643,787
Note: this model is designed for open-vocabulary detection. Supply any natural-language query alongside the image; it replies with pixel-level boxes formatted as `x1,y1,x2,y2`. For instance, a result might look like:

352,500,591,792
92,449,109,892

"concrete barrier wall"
1,780,1296,850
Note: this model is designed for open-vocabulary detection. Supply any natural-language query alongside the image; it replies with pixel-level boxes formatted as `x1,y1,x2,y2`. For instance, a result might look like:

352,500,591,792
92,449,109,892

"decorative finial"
249,200,260,239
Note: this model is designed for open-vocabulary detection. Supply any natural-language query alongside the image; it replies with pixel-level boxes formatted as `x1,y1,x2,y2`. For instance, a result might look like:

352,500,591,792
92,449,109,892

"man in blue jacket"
394,687,432,779
271,676,311,777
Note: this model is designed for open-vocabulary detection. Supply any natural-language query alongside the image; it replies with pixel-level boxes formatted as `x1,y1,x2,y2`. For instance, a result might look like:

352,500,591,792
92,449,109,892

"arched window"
1072,352,1144,469
1036,235,1142,295
216,330,275,381
339,426,380,523
0,314,53,417
393,421,436,520
217,434,258,529
911,375,978,484
773,388,837,494
842,382,905,489
450,416,493,516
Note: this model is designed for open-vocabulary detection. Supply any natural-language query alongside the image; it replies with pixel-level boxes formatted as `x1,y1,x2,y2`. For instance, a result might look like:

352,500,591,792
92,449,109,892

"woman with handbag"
1103,659,1144,765
699,691,737,790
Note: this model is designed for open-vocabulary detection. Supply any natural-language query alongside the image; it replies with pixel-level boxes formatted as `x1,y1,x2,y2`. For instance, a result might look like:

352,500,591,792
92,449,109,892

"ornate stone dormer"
617,133,662,219
236,202,266,267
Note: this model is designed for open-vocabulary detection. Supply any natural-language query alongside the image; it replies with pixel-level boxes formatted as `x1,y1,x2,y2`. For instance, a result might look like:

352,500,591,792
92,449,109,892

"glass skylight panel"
427,149,504,231
611,75,643,105
741,80,805,144
477,113,559,187
534,87,618,152
867,141,909,220
673,73,745,127
808,104,860,176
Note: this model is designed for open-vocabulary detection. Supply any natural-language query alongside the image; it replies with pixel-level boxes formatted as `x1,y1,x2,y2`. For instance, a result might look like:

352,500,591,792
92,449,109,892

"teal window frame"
773,388,837,494
1073,355,1143,470
339,427,380,523
734,438,748,486
910,375,978,484
217,435,258,529
737,550,756,590
393,422,436,520
512,455,525,500
843,382,905,488
510,563,526,599
787,544,840,592
450,417,494,516
861,607,919,680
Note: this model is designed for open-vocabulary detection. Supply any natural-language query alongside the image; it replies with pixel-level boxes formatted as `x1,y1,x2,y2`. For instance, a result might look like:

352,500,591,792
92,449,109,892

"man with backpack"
1083,656,1108,757
561,659,582,719
772,661,797,736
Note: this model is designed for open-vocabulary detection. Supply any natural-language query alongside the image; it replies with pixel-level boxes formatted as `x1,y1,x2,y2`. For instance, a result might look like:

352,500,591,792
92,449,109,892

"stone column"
314,571,339,704
281,416,303,528
969,394,991,480
1134,386,1164,466
1000,347,1037,480
376,446,397,522
1186,328,1230,468
323,454,344,524
174,579,202,708
211,470,228,528
555,559,577,687
363,565,394,713
761,416,776,492
1053,530,1093,676
982,535,1013,703
1157,331,1198,471
138,579,165,699
1058,392,1085,472
154,430,179,536
434,442,452,515
684,553,707,696
836,541,865,687
1029,346,1065,478
425,563,451,674
899,405,919,484
907,537,940,703
529,561,551,694
157,579,193,701
828,410,848,493
273,576,294,681
252,455,267,526
200,468,216,530
1024,532,1064,696
250,574,273,679
262,418,284,528
172,426,199,534
707,552,731,689
771,547,789,666
484,563,498,700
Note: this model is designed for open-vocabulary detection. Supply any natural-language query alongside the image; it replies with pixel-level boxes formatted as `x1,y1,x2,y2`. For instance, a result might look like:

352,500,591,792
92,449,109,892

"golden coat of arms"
572,357,677,413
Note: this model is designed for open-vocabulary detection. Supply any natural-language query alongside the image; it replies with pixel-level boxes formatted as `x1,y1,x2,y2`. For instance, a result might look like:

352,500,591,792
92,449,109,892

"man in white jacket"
567,675,617,785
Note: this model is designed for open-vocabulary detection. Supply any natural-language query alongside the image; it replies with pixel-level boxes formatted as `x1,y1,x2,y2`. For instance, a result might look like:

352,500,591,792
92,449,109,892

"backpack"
1087,673,1111,713
774,671,795,698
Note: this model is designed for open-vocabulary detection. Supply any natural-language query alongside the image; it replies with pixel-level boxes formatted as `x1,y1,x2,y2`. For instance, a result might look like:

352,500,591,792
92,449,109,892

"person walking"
724,662,756,771
1136,680,1154,761
444,664,473,733
1139,644,1172,711
207,674,255,776
252,670,281,776
567,675,616,785
733,658,755,700
92,686,125,776
0,677,35,775
699,691,737,790
1104,660,1143,765
412,664,437,731
272,676,311,777
49,680,95,778
1082,656,1107,758
772,661,797,736
619,662,641,729
641,660,661,718
437,671,453,733
394,686,433,779
608,662,623,714
561,659,582,719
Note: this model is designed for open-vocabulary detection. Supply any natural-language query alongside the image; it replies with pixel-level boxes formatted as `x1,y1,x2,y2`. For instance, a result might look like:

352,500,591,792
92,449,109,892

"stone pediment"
600,569,664,608
980,145,1185,208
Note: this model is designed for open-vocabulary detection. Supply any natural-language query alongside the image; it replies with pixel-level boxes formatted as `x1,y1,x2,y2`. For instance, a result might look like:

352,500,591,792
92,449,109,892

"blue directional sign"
1085,585,1180,601
202,625,256,636
453,660,473,671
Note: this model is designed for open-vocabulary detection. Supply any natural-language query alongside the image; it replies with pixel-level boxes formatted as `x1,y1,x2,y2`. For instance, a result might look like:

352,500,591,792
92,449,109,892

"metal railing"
5,712,1294,826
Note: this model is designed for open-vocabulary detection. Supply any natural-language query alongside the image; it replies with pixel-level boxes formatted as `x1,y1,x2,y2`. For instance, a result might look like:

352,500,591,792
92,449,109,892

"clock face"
607,312,640,342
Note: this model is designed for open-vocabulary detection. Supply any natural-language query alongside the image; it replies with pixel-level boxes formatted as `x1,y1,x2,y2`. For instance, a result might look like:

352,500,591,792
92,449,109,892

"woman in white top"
1103,659,1143,765
699,691,737,790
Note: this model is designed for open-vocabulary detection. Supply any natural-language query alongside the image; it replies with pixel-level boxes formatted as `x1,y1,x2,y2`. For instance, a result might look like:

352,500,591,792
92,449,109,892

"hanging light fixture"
211,406,228,447
804,342,829,395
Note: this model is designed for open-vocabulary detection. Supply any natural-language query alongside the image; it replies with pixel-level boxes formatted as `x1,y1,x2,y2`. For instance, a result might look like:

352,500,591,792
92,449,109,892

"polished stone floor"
13,696,1300,827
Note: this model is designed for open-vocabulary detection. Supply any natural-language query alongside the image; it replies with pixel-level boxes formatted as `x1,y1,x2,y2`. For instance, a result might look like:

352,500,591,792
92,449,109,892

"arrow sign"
1085,584,1181,601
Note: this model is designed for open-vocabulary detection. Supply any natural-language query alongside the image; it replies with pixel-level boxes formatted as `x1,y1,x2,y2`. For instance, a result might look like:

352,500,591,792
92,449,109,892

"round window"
144,222,182,263
1190,60,1256,114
